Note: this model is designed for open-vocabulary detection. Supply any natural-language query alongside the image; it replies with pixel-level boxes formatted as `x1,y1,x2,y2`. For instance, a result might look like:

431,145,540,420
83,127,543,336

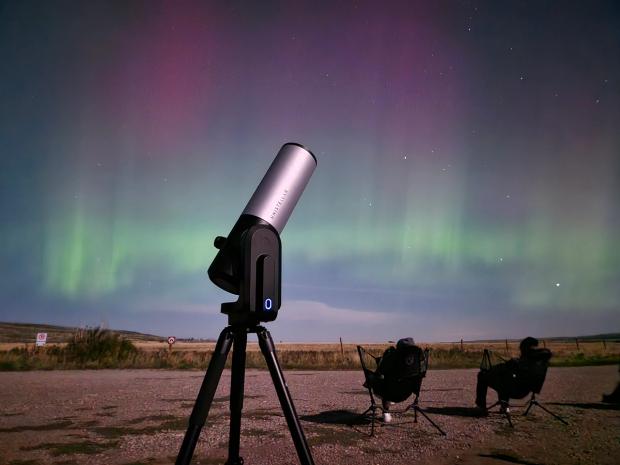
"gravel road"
1,365,618,465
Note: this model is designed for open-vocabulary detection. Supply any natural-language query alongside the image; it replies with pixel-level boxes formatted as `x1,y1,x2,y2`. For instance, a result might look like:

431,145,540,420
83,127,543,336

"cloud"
281,300,397,325
132,300,220,314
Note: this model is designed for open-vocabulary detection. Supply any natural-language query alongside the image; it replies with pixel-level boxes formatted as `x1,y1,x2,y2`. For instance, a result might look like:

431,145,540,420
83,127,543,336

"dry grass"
1,337,618,371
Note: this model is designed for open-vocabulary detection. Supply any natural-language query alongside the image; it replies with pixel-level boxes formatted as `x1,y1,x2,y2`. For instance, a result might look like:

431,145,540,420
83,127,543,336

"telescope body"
242,143,317,233
208,143,316,297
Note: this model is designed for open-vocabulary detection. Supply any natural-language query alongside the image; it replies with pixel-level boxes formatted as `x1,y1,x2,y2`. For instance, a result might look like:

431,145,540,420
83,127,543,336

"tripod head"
216,224,281,326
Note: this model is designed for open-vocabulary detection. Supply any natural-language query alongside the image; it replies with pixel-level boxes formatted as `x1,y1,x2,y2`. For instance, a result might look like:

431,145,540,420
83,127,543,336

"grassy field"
0,321,166,343
1,326,618,371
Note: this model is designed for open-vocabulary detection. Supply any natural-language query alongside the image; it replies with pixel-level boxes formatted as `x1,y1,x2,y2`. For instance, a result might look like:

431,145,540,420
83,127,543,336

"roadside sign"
36,332,47,346
167,336,176,352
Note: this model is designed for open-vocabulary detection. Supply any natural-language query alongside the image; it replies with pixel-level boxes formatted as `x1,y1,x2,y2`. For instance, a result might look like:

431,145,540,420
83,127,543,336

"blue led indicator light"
264,298,272,311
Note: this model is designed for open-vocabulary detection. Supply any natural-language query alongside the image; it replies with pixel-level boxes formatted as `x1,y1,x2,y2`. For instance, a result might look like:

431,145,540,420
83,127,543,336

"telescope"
208,142,316,324
177,143,317,465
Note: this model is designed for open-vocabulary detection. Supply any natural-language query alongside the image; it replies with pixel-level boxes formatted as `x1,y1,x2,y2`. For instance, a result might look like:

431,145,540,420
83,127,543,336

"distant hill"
446,333,620,344
0,322,166,343
571,333,620,341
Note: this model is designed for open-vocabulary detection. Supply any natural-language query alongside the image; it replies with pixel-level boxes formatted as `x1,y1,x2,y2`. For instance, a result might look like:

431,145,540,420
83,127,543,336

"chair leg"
503,403,513,428
489,400,513,427
524,397,568,425
360,403,382,437
408,396,419,423
405,396,446,436
523,397,535,416
371,406,375,436
413,405,446,436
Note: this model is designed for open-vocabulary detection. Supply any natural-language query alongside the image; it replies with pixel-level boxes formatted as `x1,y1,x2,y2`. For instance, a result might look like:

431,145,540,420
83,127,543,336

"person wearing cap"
372,337,423,422
475,337,552,414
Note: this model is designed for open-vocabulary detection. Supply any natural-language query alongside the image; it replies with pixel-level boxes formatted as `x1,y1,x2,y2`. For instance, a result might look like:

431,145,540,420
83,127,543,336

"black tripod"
176,324,315,465
177,221,315,464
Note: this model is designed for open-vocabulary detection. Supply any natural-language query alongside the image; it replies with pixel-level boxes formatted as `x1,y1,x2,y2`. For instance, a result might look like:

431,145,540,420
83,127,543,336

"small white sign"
167,336,176,345
36,332,48,346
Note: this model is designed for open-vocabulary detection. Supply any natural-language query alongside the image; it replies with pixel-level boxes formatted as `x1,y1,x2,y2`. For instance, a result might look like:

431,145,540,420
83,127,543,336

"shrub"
65,328,137,366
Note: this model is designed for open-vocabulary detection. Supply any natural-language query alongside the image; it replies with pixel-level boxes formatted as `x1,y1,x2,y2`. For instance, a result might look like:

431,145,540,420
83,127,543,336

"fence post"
339,337,344,358
575,338,580,350
460,338,464,352
603,340,607,350
505,339,509,355
542,339,546,348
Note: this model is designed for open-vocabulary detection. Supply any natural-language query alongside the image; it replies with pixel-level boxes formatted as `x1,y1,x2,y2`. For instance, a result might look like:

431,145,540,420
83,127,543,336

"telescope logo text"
270,189,289,220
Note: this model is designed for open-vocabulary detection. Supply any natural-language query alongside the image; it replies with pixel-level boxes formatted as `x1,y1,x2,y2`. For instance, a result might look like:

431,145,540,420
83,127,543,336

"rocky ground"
0,365,618,465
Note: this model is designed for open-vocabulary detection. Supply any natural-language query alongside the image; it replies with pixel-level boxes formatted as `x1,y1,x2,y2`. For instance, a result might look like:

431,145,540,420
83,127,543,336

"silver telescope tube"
242,143,317,233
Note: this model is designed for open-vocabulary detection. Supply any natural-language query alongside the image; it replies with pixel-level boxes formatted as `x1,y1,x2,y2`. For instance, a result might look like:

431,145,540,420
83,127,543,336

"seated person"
475,336,552,414
368,337,424,422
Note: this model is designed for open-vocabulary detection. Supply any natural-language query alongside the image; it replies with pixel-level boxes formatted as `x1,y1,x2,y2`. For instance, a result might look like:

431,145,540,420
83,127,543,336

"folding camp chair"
480,349,567,427
357,344,445,436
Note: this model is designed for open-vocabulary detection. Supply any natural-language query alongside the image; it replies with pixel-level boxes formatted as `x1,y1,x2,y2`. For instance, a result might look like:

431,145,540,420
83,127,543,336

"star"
555,283,561,287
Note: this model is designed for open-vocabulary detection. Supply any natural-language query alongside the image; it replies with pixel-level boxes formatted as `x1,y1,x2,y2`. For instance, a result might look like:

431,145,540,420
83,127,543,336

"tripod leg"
414,406,447,436
226,328,247,465
176,327,234,465
257,327,315,465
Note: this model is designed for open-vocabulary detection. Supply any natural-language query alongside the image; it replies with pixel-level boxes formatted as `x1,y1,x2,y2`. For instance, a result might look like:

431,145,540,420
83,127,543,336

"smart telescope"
176,143,317,465
208,142,316,325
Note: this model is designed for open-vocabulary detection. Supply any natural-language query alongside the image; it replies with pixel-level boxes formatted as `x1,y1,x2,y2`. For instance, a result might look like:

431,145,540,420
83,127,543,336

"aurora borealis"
1,1,619,341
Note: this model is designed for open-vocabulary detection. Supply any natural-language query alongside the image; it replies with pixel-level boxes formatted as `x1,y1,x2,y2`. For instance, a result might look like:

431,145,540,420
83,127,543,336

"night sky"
1,1,619,342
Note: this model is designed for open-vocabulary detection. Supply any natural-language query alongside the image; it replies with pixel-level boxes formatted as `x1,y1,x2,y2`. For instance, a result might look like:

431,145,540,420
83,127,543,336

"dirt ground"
0,365,618,465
